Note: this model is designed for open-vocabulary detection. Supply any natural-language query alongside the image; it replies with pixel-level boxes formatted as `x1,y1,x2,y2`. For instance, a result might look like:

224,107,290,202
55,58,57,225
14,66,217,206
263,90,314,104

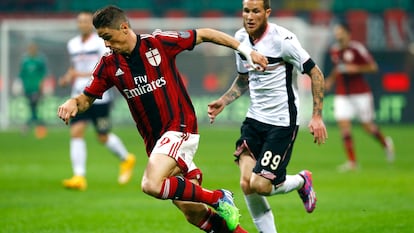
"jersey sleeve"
354,42,375,64
153,29,196,57
84,56,113,99
281,32,314,74
234,30,249,74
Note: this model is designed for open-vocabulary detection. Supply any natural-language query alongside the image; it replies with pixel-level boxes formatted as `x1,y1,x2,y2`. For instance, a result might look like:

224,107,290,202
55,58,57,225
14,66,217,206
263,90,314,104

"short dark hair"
93,5,129,29
336,20,351,32
243,0,270,10
263,0,270,10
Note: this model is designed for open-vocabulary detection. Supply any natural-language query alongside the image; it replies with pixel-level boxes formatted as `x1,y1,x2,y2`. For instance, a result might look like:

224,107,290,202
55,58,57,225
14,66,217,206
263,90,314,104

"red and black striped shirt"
329,40,373,95
85,29,198,155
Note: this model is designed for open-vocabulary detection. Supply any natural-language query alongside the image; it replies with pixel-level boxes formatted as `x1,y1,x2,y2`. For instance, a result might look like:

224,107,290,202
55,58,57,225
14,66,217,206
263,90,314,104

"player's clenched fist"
57,98,78,125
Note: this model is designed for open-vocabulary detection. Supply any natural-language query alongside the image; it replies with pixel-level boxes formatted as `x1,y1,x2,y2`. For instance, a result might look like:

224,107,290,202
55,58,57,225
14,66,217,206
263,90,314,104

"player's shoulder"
269,23,296,39
234,27,248,41
68,35,81,46
150,29,186,38
89,33,104,42
348,40,368,51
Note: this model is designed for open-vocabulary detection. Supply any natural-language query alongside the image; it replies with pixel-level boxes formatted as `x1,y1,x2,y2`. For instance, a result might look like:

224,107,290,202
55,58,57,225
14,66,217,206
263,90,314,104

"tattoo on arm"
222,74,249,105
309,66,324,117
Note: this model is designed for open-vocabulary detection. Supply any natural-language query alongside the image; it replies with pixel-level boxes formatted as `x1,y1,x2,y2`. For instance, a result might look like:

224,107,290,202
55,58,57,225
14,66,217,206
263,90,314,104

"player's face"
97,24,129,54
77,13,94,36
334,25,350,48
242,0,270,40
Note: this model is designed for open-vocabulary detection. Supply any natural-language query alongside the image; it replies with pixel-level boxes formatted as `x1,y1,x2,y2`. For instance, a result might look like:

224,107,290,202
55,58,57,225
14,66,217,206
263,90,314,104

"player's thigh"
90,104,112,134
253,125,299,186
235,118,265,161
151,131,200,174
142,153,178,194
238,153,256,193
334,95,355,121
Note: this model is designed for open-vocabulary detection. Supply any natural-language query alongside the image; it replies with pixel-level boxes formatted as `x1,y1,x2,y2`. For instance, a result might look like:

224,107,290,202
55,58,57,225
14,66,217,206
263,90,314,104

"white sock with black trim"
270,174,304,195
244,193,277,233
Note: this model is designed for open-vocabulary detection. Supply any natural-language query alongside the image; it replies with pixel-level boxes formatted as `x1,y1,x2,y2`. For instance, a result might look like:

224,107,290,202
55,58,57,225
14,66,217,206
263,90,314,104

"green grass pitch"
1,124,413,233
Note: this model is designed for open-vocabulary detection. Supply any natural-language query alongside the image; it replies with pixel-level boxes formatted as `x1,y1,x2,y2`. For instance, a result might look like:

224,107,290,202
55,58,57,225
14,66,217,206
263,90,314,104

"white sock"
270,174,304,195
70,138,86,176
245,193,277,233
105,133,128,160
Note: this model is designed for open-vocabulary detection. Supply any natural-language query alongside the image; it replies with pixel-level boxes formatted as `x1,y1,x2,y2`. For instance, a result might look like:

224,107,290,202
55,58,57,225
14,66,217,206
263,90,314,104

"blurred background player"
208,0,327,232
18,42,48,139
325,21,395,172
59,11,136,190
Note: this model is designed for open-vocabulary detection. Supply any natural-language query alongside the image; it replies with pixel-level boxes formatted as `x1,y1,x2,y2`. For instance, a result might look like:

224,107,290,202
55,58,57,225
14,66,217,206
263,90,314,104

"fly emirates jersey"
67,32,111,104
235,23,316,127
85,30,197,154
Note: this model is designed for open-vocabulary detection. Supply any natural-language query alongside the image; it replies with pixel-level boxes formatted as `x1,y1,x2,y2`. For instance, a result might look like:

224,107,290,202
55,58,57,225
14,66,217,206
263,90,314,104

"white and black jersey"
235,23,315,127
67,33,111,104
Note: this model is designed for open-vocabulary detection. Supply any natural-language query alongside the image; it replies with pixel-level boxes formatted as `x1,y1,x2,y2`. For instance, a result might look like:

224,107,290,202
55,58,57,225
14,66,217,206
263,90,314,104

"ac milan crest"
145,48,161,66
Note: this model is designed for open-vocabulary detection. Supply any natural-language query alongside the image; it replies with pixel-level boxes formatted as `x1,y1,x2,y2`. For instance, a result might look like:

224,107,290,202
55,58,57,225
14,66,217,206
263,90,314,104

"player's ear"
265,8,271,17
119,22,129,34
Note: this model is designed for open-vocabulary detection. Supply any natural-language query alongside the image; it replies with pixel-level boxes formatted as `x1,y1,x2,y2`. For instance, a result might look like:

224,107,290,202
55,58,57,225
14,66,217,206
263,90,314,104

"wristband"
237,43,253,57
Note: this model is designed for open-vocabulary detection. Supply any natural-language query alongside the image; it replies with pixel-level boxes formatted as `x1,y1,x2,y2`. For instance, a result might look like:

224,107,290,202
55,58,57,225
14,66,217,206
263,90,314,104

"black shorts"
70,103,112,134
234,117,299,185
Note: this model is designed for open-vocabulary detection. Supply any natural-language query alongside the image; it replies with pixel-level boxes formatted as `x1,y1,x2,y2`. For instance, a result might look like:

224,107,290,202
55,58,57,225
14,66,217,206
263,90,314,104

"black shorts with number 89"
234,117,299,186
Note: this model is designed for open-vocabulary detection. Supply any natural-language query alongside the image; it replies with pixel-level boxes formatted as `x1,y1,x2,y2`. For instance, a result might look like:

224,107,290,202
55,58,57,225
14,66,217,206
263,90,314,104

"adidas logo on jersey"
115,68,124,76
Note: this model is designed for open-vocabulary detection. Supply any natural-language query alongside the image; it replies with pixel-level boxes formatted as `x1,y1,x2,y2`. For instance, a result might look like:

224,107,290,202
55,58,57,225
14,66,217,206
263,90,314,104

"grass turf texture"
1,125,413,233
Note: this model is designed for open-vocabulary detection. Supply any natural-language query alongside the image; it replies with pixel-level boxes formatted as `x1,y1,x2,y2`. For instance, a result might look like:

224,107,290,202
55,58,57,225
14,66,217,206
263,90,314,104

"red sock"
159,176,222,206
371,128,386,147
197,208,230,233
233,225,248,233
343,133,356,163
197,209,248,233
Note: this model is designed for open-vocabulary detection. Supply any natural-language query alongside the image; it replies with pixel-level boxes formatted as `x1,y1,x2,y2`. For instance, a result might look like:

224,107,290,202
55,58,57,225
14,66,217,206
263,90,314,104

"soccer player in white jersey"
59,11,136,190
208,0,328,232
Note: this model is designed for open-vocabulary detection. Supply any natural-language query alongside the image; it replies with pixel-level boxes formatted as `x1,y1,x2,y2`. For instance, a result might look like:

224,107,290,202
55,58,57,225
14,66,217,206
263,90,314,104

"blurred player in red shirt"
325,21,395,172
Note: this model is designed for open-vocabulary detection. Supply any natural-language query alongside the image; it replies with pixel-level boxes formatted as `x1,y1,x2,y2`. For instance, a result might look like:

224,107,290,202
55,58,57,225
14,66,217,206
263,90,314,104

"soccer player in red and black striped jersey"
57,5,268,233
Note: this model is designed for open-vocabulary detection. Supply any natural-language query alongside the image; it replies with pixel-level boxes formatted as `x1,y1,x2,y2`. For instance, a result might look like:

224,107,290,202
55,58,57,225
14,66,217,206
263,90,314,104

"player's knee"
97,134,108,144
240,178,252,194
141,177,161,197
250,178,272,195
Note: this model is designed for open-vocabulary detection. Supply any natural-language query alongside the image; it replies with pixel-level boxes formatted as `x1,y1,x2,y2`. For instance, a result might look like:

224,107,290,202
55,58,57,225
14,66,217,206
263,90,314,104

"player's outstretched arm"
57,93,94,125
195,28,267,70
307,65,328,145
207,74,249,123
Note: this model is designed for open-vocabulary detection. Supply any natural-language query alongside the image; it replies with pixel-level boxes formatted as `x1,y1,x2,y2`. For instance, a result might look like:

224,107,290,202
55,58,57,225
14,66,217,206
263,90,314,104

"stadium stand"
310,10,333,26
346,10,369,45
384,8,409,49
